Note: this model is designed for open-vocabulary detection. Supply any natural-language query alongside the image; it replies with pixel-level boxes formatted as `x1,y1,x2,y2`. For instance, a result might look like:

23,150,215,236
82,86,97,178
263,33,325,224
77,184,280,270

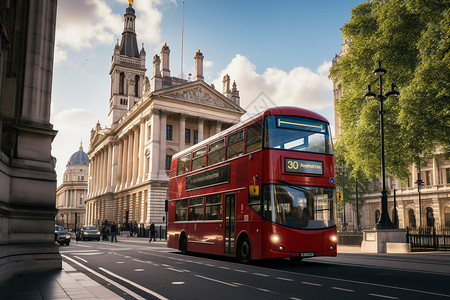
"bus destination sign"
284,158,323,175
186,164,230,191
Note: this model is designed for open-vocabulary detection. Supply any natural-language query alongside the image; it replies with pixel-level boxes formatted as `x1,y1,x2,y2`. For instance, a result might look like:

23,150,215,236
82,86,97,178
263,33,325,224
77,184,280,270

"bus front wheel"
179,234,188,254
237,236,251,264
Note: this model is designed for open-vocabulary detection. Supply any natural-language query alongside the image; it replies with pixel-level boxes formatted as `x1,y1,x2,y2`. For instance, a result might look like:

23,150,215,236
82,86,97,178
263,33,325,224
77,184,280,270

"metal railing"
407,227,450,251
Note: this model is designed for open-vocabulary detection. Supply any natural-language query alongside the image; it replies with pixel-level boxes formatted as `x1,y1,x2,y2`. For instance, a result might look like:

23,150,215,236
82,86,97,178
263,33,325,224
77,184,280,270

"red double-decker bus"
167,106,337,263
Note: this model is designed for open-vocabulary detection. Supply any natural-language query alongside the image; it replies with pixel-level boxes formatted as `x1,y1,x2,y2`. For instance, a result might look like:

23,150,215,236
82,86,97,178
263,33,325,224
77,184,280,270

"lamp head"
363,85,376,99
373,60,387,76
386,83,400,98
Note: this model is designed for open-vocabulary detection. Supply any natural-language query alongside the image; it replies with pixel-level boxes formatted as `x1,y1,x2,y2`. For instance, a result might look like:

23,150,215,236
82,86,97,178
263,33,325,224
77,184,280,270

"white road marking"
219,266,231,270
195,275,239,287
332,286,355,292
99,267,169,300
234,269,248,273
74,256,87,263
253,272,270,277
134,269,144,272
171,282,185,285
276,277,294,282
116,262,125,264
301,281,322,287
167,268,185,273
62,255,145,300
290,297,302,300
368,293,399,299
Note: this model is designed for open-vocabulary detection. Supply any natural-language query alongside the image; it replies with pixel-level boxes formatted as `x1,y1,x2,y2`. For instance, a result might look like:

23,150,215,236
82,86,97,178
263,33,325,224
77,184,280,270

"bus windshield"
264,115,333,154
262,184,335,229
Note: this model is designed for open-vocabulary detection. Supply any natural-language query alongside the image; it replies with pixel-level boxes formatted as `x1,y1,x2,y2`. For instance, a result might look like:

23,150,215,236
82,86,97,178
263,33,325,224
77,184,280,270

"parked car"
54,225,70,245
80,225,101,241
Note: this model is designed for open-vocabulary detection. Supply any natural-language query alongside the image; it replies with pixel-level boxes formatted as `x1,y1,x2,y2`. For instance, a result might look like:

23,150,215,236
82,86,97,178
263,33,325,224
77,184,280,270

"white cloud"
51,108,98,186
211,55,333,118
55,0,122,52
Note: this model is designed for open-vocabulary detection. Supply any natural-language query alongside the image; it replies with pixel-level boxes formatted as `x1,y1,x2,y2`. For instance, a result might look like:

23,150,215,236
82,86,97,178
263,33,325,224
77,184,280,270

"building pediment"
154,82,245,114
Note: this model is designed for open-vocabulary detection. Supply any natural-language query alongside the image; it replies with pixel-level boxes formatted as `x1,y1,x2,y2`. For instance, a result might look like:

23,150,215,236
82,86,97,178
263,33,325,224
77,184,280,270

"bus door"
224,193,236,255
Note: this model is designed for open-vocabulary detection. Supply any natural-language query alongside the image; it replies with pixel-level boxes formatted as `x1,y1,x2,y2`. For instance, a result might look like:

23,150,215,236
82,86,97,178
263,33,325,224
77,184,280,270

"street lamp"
363,60,400,229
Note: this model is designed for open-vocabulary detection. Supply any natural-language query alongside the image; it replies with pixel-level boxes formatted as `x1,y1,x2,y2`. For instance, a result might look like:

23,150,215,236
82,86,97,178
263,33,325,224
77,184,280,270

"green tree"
330,0,450,182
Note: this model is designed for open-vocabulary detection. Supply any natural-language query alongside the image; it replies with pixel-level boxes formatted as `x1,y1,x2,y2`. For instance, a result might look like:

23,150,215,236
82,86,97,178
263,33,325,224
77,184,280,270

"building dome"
68,142,89,166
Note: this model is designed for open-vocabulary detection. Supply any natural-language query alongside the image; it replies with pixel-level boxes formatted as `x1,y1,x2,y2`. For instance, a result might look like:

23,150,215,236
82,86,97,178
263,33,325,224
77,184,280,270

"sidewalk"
0,261,124,300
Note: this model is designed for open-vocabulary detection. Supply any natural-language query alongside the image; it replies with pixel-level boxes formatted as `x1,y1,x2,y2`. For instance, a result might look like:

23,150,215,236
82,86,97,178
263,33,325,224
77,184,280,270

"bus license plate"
300,252,315,257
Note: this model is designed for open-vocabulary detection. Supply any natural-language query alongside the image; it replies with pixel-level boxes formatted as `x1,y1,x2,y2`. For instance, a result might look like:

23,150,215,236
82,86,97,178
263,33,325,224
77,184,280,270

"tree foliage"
330,0,450,181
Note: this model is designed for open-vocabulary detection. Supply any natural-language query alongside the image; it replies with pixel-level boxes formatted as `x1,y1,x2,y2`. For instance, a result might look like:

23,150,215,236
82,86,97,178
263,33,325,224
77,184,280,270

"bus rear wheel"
179,234,187,255
237,236,251,264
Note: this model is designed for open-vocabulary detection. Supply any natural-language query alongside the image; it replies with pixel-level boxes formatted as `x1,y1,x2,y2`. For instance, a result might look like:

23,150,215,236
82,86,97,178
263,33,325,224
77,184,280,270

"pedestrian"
149,222,155,242
110,222,117,242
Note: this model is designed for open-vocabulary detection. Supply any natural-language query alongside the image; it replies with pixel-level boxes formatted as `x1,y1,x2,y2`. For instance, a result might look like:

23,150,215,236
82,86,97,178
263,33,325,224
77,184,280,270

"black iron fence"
337,230,363,245
407,227,450,251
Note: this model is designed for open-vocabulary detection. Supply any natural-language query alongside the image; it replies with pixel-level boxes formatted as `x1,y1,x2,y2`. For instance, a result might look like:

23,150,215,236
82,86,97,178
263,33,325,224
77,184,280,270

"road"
60,238,450,300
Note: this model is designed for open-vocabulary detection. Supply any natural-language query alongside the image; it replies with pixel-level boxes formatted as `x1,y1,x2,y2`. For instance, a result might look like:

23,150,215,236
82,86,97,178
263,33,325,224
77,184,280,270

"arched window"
119,72,125,95
135,75,140,97
375,209,381,226
426,207,434,228
408,209,416,228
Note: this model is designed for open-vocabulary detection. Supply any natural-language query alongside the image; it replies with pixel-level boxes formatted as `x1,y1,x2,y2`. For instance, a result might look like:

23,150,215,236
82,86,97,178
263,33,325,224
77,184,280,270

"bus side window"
188,197,204,221
205,194,222,220
177,153,191,175
226,129,244,160
246,121,263,153
207,139,225,166
175,199,188,221
192,147,206,171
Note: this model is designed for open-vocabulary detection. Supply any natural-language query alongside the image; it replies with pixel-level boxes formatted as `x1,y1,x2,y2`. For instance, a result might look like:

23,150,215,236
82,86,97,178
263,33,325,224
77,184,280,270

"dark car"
80,225,101,241
54,225,71,245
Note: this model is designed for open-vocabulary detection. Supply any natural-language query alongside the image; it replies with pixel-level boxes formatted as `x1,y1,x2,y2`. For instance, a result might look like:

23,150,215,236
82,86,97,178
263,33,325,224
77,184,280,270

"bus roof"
172,106,330,160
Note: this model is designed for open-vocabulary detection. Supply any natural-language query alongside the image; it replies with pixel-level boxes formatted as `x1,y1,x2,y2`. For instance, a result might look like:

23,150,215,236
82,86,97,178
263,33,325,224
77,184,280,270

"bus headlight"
270,233,280,244
330,235,337,243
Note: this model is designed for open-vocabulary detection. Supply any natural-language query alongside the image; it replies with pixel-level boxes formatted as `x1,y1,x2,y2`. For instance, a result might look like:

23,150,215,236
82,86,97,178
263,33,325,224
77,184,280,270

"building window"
446,169,450,184
426,171,431,186
165,155,172,170
81,176,84,181
185,128,191,144
135,75,140,97
166,125,173,140
119,72,125,95
194,130,198,144
408,209,416,228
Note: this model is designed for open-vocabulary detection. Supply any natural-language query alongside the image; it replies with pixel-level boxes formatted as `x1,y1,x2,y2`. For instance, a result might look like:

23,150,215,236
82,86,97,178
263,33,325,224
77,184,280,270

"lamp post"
363,60,399,229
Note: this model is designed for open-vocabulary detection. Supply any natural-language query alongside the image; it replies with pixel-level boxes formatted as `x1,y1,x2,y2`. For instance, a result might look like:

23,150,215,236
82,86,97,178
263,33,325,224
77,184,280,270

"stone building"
55,142,89,229
85,3,245,228
0,0,60,284
332,32,450,230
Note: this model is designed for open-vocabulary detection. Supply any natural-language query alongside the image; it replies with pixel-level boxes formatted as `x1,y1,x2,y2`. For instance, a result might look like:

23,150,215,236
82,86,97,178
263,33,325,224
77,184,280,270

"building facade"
0,0,60,284
56,142,89,229
332,33,450,230
85,3,245,229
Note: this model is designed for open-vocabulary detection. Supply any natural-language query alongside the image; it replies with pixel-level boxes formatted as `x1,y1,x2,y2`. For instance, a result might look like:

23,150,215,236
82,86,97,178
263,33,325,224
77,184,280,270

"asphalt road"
60,238,450,300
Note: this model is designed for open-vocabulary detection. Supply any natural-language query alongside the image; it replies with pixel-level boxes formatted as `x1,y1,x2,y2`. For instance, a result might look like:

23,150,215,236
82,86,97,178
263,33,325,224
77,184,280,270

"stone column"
132,126,139,185
116,140,123,192
198,118,204,142
121,135,128,189
179,114,186,151
127,133,134,187
159,110,167,177
107,143,112,191
149,110,161,180
138,120,145,183
216,121,222,134
112,142,119,191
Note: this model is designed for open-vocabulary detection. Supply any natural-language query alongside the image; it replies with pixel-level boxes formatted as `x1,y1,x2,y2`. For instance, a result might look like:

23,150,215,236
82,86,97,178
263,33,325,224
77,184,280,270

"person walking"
149,222,155,242
110,222,117,242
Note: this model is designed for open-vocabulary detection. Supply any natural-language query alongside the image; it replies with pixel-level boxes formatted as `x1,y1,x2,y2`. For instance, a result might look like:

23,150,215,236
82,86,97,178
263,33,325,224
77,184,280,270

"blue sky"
51,0,363,185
